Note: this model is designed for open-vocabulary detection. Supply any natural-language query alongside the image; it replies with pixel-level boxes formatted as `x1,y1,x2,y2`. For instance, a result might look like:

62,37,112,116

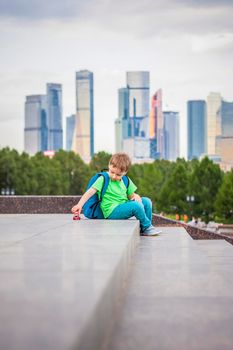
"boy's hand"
129,193,142,202
71,204,82,215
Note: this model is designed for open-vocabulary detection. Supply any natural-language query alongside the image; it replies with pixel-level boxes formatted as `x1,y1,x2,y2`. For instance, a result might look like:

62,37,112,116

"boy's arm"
71,187,97,214
128,192,142,202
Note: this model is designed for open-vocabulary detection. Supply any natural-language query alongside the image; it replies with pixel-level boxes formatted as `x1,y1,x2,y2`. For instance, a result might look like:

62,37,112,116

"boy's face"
108,164,126,181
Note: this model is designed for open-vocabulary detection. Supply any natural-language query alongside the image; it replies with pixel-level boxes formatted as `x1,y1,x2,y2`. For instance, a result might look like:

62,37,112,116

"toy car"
73,212,81,220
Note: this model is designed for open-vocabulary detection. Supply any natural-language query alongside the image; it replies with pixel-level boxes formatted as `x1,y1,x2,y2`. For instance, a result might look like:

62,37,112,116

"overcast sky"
0,0,233,158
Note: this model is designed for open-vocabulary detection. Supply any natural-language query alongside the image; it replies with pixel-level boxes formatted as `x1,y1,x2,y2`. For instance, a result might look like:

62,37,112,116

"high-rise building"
187,100,207,160
164,111,180,161
66,114,75,151
218,100,233,170
149,89,163,158
207,92,221,155
115,71,151,162
24,95,48,155
46,83,63,151
127,71,150,138
115,88,130,152
221,101,233,137
73,70,94,163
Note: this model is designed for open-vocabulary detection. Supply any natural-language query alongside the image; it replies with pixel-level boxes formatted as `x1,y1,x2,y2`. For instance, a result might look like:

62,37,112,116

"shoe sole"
141,230,162,236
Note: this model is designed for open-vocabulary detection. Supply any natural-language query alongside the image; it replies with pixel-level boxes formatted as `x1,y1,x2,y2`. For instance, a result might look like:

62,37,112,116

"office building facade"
187,100,207,160
46,83,63,151
218,100,233,170
127,71,150,138
149,89,163,158
115,71,151,161
66,114,76,151
164,111,180,161
73,70,94,162
24,95,48,155
207,92,221,156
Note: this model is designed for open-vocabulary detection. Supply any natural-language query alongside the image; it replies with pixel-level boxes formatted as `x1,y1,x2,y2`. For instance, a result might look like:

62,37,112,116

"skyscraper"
66,114,75,151
187,100,207,160
73,70,94,162
207,92,221,155
127,71,150,138
218,100,233,170
116,71,151,162
24,95,48,155
221,101,233,137
115,88,130,152
164,111,180,161
46,83,63,151
149,89,163,158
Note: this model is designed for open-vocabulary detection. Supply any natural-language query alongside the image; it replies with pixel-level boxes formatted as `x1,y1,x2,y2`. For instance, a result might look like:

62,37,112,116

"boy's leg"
108,201,151,232
141,197,152,222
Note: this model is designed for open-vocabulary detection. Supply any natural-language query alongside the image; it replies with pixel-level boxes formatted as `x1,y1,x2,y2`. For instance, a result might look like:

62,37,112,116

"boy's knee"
131,201,144,213
141,197,152,208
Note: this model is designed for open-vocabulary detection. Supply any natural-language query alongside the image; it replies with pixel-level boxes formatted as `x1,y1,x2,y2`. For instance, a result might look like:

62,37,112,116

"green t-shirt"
92,175,137,218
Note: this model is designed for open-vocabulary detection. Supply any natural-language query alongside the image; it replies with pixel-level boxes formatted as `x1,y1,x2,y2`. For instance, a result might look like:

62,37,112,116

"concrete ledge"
0,195,81,213
0,214,140,350
152,214,233,246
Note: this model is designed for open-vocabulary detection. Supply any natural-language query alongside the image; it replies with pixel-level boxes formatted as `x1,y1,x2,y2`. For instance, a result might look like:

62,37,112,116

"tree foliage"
0,148,231,223
215,169,233,223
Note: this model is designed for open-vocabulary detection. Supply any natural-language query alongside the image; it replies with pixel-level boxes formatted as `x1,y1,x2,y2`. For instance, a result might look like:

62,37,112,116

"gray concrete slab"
109,227,233,350
0,214,140,350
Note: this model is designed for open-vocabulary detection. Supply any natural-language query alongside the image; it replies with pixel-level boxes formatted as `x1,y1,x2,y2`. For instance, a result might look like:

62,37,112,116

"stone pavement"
0,214,139,350
109,227,233,350
1,216,233,350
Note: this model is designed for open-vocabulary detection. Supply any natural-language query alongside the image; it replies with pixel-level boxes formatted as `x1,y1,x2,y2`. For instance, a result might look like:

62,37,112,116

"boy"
71,153,162,236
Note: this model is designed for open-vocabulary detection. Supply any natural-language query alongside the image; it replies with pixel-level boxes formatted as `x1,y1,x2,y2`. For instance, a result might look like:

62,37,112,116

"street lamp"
1,187,15,196
186,195,195,218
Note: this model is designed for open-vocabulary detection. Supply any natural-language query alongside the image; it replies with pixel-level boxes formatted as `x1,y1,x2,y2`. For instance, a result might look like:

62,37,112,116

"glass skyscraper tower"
127,71,150,138
66,114,76,151
24,95,48,155
46,83,63,151
187,100,207,160
149,89,163,159
115,71,151,160
164,111,180,161
73,70,94,162
207,92,221,156
221,101,233,137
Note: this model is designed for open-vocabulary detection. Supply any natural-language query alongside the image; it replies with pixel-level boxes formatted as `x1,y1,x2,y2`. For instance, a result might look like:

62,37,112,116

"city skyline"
0,1,233,158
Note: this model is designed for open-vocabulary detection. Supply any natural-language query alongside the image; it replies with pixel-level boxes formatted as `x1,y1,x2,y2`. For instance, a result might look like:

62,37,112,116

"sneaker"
142,225,162,236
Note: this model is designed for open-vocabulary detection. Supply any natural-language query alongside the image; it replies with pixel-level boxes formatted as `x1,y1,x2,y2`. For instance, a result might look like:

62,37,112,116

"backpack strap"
122,175,130,189
98,172,110,200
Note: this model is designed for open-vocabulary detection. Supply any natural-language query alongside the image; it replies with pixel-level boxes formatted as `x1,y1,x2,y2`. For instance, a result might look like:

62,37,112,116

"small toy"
73,212,81,220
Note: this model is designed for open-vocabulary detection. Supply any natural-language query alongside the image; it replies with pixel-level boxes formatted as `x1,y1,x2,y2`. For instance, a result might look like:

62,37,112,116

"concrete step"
108,227,233,350
0,214,139,350
195,240,233,268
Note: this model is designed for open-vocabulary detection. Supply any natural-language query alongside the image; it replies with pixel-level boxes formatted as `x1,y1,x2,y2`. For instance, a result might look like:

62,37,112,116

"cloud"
1,0,232,21
0,0,95,20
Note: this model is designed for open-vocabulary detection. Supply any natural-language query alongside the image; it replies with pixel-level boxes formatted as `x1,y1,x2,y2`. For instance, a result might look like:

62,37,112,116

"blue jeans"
108,197,152,232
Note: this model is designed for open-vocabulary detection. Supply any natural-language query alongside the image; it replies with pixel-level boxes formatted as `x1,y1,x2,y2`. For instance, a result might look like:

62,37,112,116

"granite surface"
1,196,232,246
109,227,233,350
152,214,233,246
0,195,81,214
0,214,139,350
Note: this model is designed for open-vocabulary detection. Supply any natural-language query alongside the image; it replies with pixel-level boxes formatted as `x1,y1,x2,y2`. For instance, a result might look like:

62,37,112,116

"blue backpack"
82,172,130,219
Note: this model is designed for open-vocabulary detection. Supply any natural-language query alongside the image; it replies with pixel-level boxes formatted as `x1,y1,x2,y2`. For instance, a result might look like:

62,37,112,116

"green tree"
53,150,90,194
189,157,223,222
158,162,189,215
215,170,233,223
0,148,18,193
89,151,112,173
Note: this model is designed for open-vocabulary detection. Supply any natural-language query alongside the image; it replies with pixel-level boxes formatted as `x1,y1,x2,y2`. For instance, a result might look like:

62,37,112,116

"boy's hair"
109,153,131,173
